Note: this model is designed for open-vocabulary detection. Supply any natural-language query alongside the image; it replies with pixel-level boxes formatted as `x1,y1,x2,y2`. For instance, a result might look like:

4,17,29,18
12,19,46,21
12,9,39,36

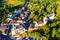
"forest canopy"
0,0,60,40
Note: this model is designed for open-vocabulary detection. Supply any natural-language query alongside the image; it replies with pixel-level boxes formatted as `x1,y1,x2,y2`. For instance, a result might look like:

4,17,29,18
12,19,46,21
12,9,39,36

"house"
48,13,55,19
34,21,44,27
43,17,48,24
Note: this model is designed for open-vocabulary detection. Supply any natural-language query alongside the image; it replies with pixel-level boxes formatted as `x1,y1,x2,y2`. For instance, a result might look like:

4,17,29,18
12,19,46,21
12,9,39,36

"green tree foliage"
56,28,60,39
51,28,56,37
0,0,60,40
56,4,60,20
27,31,41,38
6,0,25,6
27,0,60,39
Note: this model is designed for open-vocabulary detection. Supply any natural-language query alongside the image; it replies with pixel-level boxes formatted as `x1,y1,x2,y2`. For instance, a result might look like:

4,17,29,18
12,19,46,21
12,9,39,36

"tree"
51,28,56,37
6,0,25,6
26,30,42,40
